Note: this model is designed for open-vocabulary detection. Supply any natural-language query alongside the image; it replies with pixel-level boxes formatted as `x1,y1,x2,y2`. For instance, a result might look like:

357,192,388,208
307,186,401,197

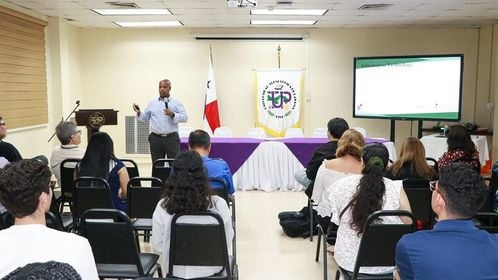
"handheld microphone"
164,101,168,109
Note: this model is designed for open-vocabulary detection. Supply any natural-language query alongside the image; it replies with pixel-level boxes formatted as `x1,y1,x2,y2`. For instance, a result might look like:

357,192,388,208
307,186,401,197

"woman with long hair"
330,143,411,275
313,129,365,231
385,137,435,180
76,132,129,212
438,125,480,172
151,150,233,279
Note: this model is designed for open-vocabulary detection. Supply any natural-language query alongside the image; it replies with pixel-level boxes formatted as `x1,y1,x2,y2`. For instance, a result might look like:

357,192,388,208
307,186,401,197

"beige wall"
3,11,497,162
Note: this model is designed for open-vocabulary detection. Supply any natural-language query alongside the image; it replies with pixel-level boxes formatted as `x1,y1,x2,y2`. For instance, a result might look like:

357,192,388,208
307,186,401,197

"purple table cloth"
180,137,263,173
273,137,389,166
180,137,389,173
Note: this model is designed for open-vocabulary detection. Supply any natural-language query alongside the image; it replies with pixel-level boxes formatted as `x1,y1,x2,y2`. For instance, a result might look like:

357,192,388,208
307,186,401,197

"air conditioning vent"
105,2,140,9
358,3,393,10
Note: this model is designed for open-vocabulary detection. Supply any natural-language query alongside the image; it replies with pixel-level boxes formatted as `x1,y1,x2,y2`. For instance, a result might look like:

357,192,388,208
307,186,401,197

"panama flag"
203,55,221,134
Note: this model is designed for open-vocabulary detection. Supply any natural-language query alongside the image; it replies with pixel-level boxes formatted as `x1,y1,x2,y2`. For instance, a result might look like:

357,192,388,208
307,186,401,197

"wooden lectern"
75,109,119,142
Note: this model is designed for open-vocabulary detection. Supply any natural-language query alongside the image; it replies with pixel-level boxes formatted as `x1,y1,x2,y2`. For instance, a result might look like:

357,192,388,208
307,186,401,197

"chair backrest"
246,127,266,138
73,177,114,221
121,159,140,179
284,128,304,138
80,208,145,274
425,157,438,173
312,127,328,138
152,159,174,184
214,126,233,137
402,178,434,228
474,212,498,233
168,211,231,277
60,158,81,198
352,210,416,279
45,211,65,231
178,126,194,138
127,177,163,218
480,172,498,212
209,177,230,205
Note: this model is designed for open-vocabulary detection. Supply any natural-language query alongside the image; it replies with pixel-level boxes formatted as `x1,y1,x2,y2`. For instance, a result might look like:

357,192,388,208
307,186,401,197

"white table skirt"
234,140,397,191
420,134,489,165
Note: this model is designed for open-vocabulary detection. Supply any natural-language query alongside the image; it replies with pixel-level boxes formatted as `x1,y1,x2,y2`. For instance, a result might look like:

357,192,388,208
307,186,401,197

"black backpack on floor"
278,206,317,238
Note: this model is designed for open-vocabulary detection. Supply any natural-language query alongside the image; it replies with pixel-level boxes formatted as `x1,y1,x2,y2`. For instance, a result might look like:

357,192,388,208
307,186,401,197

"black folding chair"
58,158,80,212
402,178,434,229
426,157,438,174
48,185,72,231
152,159,174,184
209,177,237,263
335,210,416,280
480,175,498,212
127,177,163,244
79,208,162,279
474,212,498,233
209,177,230,205
167,211,237,280
121,158,140,180
73,176,114,231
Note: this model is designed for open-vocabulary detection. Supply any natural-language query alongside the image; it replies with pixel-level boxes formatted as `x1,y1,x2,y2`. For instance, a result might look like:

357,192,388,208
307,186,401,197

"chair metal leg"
323,230,328,280
308,199,314,241
316,225,323,262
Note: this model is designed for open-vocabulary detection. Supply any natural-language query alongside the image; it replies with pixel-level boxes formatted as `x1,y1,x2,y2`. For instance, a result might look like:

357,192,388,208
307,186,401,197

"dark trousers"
148,132,180,164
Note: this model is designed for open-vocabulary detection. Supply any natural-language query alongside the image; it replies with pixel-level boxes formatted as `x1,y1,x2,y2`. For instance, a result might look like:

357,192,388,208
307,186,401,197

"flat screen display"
353,54,463,121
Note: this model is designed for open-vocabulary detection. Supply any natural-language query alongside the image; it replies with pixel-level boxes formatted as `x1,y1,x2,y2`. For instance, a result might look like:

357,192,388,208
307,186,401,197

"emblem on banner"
261,80,297,118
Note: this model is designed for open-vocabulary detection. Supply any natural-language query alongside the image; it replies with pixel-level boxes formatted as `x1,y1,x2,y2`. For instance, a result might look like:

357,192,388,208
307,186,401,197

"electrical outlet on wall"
486,102,495,111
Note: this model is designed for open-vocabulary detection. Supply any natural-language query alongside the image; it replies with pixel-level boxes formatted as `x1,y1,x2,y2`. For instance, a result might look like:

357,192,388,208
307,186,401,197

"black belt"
151,131,178,137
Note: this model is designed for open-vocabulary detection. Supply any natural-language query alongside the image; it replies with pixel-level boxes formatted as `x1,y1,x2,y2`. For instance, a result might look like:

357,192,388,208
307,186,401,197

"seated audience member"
313,129,364,231
76,132,129,212
395,163,498,280
330,143,411,276
0,159,98,279
50,121,85,187
0,116,22,162
385,137,436,180
294,117,349,196
188,129,235,194
438,125,480,172
3,261,82,280
151,151,233,279
0,116,48,164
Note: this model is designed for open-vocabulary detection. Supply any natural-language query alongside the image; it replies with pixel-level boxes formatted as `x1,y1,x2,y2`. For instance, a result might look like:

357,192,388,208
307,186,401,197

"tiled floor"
141,190,338,279
229,191,337,279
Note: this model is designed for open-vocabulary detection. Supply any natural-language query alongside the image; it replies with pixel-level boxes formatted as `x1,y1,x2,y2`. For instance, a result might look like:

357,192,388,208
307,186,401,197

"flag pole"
277,44,281,69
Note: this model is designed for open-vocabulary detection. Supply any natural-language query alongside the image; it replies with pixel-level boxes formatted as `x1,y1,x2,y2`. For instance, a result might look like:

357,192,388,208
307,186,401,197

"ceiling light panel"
93,9,172,15
250,20,317,25
251,9,327,16
114,21,183,27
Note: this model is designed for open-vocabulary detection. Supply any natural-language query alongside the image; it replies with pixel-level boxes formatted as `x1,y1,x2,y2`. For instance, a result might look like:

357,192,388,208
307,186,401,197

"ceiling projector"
227,0,257,8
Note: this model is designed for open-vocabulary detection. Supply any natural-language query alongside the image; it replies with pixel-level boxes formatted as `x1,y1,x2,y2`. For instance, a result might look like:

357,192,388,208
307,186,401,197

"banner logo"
261,80,297,119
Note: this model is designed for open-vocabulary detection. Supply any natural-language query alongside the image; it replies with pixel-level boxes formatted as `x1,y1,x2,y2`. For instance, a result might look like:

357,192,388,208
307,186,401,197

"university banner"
255,69,302,137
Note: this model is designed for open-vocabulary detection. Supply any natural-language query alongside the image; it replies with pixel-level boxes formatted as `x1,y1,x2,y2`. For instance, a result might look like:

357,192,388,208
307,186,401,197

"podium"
75,109,119,142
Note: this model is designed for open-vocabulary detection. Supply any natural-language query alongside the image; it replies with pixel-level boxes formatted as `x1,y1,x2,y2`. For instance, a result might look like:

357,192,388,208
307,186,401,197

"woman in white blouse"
313,129,365,231
151,150,233,279
330,143,411,276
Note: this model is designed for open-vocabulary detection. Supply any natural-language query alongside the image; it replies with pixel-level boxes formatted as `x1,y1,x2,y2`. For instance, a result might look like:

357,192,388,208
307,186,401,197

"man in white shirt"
50,121,85,187
0,159,98,279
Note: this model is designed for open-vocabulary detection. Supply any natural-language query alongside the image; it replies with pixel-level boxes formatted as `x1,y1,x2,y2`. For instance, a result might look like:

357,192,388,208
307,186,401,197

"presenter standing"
133,79,188,163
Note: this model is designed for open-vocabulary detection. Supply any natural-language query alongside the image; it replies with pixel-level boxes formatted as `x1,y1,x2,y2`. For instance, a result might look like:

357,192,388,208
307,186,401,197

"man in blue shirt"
395,163,498,280
133,79,188,163
188,129,235,194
